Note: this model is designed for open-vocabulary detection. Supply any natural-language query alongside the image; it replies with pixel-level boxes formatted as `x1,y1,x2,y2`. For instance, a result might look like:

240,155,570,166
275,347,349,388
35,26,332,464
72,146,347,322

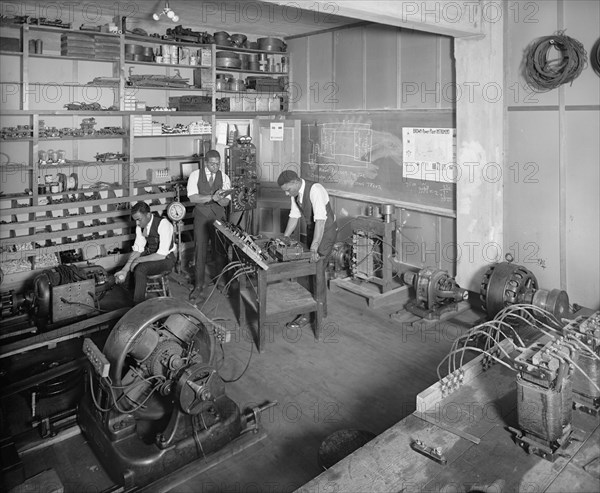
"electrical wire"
524,31,587,91
221,340,254,383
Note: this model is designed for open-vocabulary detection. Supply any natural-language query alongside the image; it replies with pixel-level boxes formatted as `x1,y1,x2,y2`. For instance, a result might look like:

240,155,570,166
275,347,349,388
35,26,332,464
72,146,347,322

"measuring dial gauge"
166,201,186,221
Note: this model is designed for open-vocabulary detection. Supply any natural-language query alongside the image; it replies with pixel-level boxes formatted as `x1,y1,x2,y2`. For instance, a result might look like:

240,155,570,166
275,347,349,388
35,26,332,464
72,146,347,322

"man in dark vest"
186,149,231,304
277,170,338,329
115,201,176,305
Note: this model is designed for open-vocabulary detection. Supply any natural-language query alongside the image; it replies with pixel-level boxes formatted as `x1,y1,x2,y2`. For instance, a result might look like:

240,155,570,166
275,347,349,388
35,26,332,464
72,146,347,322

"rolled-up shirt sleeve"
187,169,200,196
310,183,329,221
132,226,146,253
157,219,175,256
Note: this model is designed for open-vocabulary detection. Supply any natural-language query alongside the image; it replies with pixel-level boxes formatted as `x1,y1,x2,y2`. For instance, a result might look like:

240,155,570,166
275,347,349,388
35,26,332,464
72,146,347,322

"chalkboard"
298,111,456,211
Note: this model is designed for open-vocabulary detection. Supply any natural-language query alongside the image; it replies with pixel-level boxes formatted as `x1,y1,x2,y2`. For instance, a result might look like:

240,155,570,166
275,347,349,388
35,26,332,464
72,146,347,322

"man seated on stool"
187,149,231,304
277,170,338,329
115,201,176,305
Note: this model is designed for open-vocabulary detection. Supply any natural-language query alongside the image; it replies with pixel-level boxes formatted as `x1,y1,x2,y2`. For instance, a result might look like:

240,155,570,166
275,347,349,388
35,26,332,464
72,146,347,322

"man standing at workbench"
187,150,231,304
277,170,338,329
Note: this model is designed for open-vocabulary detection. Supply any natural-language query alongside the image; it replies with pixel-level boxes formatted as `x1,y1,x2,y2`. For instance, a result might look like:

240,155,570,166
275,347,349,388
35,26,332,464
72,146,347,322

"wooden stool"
145,271,172,298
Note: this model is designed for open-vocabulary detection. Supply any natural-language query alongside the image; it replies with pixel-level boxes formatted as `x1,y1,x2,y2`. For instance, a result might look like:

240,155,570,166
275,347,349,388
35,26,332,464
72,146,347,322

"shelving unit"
0,22,291,289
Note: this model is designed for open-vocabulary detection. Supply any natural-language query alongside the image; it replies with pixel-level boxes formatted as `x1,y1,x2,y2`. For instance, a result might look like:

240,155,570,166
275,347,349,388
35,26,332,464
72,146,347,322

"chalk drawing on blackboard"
313,122,373,166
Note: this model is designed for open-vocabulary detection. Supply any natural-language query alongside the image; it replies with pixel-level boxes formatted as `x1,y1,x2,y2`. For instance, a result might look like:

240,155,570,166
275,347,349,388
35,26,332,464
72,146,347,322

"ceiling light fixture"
153,1,179,22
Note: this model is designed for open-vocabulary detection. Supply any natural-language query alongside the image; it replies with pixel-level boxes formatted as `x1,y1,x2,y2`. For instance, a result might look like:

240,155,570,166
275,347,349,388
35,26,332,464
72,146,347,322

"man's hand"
115,269,127,284
310,249,320,263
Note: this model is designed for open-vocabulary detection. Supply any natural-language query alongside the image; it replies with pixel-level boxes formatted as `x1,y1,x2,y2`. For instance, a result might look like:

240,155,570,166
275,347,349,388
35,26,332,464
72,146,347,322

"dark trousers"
133,253,176,304
300,223,338,318
193,207,227,288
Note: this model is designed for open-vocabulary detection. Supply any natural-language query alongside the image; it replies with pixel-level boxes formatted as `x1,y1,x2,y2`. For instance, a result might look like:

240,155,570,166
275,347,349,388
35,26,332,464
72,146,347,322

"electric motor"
480,258,570,321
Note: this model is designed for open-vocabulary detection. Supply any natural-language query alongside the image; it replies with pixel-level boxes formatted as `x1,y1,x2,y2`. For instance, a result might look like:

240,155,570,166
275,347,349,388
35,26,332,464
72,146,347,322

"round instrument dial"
167,201,186,221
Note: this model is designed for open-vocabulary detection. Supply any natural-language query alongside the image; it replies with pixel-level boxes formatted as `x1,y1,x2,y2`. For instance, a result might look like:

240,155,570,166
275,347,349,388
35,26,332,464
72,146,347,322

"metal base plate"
508,426,574,462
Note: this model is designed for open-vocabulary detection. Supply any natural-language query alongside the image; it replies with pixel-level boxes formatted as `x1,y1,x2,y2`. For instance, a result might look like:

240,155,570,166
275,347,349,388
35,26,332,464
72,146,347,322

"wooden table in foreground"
297,354,600,492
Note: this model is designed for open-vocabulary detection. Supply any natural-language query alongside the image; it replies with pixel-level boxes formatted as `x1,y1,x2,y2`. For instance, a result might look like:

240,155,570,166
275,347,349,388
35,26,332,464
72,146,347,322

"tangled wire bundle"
523,32,587,91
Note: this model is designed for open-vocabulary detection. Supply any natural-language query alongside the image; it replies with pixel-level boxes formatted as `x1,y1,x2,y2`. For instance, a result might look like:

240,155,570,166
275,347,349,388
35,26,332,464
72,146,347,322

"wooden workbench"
296,359,600,492
238,258,325,352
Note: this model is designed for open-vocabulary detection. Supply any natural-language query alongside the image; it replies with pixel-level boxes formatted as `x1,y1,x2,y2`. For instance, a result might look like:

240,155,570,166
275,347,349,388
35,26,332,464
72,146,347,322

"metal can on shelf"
35,39,43,54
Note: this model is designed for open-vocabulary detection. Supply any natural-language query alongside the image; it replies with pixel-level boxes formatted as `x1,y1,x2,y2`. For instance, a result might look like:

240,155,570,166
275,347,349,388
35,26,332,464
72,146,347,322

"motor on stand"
403,267,469,320
480,255,571,322
79,297,274,489
327,241,351,281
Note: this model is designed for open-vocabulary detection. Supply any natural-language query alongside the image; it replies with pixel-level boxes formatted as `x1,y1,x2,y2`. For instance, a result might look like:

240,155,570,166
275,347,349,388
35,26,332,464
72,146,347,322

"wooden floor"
13,278,481,492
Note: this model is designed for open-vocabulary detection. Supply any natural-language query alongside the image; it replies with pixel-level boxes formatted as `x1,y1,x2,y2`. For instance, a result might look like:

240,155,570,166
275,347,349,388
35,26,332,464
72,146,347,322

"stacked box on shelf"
124,94,137,111
200,48,211,66
132,115,153,136
61,33,95,57
169,96,211,111
94,35,120,60
188,120,212,135
152,122,162,135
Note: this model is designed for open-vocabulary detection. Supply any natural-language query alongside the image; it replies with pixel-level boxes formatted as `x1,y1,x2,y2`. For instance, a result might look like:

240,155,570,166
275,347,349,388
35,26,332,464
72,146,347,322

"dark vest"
195,169,226,219
143,214,172,256
297,180,338,257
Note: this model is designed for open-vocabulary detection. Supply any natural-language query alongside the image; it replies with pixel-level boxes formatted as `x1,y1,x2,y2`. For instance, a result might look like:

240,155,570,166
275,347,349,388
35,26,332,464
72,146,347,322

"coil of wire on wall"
523,31,587,92
591,37,600,78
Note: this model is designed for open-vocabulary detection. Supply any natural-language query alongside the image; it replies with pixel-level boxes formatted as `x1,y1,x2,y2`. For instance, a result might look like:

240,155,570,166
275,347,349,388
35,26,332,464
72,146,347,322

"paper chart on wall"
402,128,457,183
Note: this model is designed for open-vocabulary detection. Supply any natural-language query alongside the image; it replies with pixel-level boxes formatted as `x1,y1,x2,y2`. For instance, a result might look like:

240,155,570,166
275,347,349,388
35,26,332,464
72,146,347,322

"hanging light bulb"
153,1,179,22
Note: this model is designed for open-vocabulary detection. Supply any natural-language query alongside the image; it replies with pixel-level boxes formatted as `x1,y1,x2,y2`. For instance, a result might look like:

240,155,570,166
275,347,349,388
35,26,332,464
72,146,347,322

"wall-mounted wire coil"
523,31,587,92
590,37,600,78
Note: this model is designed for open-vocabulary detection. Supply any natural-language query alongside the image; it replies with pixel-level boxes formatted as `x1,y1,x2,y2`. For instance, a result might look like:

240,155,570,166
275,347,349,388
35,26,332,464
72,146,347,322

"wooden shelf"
29,54,118,63
1,191,175,216
125,60,211,70
132,133,210,138
39,134,126,141
216,67,287,75
1,233,135,261
127,85,209,92
215,45,287,55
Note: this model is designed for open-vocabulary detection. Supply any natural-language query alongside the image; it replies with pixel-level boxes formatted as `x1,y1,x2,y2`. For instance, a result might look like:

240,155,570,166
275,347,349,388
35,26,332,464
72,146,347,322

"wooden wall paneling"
287,37,308,112
565,111,600,309
563,0,600,106
505,111,561,290
396,209,441,270
333,26,365,110
440,214,456,276
399,30,440,109
307,32,334,111
437,35,454,110
365,24,399,110
255,119,301,183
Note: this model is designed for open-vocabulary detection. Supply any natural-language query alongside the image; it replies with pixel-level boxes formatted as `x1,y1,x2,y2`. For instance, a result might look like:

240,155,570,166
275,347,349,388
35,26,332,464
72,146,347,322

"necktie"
294,195,304,216
209,172,215,187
